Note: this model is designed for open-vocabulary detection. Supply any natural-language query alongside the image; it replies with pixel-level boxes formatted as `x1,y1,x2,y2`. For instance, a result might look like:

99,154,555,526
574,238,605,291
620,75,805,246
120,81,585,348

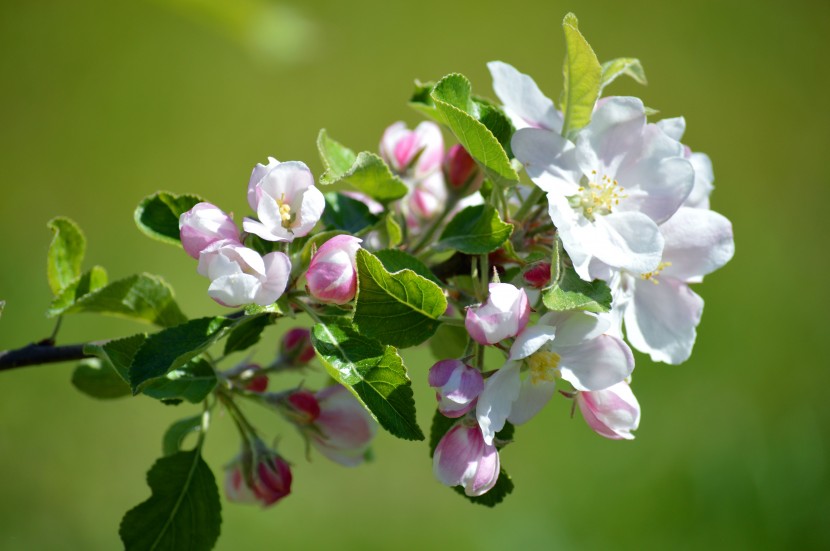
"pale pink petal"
557,334,634,391
661,207,735,281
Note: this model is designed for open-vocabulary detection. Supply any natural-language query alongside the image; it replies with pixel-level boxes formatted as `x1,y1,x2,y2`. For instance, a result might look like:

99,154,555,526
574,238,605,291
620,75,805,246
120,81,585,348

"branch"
0,341,94,372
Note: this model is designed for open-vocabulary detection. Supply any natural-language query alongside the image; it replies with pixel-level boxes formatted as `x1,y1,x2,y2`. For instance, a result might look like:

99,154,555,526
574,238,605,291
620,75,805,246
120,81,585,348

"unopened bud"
444,144,481,192
523,262,552,289
280,328,315,366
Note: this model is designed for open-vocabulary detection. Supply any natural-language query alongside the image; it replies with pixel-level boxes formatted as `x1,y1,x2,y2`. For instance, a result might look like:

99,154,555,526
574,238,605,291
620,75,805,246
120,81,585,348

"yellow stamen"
641,261,673,284
527,350,561,385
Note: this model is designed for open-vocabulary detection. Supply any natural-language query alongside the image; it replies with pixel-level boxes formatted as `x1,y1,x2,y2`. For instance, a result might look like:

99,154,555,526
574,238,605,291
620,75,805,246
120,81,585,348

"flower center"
641,261,672,284
568,170,627,221
275,193,295,228
527,350,561,385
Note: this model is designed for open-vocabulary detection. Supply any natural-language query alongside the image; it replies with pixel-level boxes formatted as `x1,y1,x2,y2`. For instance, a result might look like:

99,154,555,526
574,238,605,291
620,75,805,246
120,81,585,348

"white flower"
512,97,695,281
197,240,291,307
476,311,634,444
488,61,563,132
656,117,714,209
243,159,325,242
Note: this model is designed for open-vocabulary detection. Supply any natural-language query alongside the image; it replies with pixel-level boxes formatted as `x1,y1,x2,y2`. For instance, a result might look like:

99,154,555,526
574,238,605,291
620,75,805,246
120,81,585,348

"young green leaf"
430,74,519,185
600,58,648,91
119,449,221,551
317,130,408,202
162,415,203,456
47,217,86,296
322,192,379,234
134,191,205,247
223,313,276,356
129,317,233,392
408,80,441,121
353,249,446,348
71,358,131,399
47,273,187,328
311,322,423,441
436,204,513,254
373,248,441,285
384,214,403,248
560,13,602,135
542,265,612,313
142,358,217,405
47,266,108,315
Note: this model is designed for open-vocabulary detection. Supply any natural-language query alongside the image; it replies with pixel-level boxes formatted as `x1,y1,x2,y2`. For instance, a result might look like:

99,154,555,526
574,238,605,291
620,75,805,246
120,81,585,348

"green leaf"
453,470,514,507
48,266,108,315
119,449,221,551
134,191,205,247
353,249,446,348
322,192,379,233
600,58,647,91
428,324,468,361
561,13,602,135
223,313,275,356
408,79,441,120
430,74,519,185
48,273,187,327
85,334,148,382
162,416,203,456
384,215,403,248
317,130,408,202
373,248,441,285
436,204,513,254
311,322,423,441
47,217,86,296
542,266,612,313
129,317,233,392
71,358,131,399
142,358,217,405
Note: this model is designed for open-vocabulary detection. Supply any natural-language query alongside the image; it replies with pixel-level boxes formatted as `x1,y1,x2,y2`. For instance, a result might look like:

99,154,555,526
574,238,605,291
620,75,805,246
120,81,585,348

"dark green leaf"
71,358,131,399
47,217,86,296
373,249,441,285
48,266,108,315
119,449,221,551
322,192,379,233
84,334,148,382
130,317,233,392
428,324,468,361
600,58,647,91
353,249,446,348
142,358,217,404
317,130,408,202
453,469,514,507
134,192,205,247
542,266,612,313
561,13,602,135
408,80,441,120
223,313,276,356
436,204,513,254
48,273,187,327
311,322,423,441
162,416,203,456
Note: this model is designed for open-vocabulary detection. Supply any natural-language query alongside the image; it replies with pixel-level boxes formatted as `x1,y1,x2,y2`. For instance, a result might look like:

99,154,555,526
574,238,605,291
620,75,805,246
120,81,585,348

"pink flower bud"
307,385,377,466
179,202,240,259
224,443,292,507
284,389,321,424
240,364,268,393
465,283,530,345
576,381,641,440
433,421,500,497
280,328,315,366
379,121,444,178
443,144,481,191
408,172,447,221
197,240,290,307
306,235,362,305
429,360,484,418
523,262,552,289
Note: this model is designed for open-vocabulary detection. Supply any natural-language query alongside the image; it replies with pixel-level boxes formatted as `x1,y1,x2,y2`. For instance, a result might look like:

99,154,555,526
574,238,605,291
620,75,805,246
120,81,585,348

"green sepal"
353,249,446,348
311,321,423,441
134,191,205,247
47,217,86,296
436,204,513,254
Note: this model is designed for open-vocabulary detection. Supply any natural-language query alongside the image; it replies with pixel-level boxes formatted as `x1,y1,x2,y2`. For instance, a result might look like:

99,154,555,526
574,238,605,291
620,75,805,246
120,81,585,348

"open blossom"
429,360,484,418
306,235,362,305
613,206,735,364
179,202,240,259
224,443,292,507
197,239,290,307
465,283,530,345
380,121,444,179
512,97,695,281
243,159,325,242
476,310,634,444
433,420,500,497
576,380,641,440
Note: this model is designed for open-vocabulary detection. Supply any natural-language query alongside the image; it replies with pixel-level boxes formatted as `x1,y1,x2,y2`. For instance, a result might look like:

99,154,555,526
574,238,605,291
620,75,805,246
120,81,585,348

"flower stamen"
641,261,673,284
527,350,561,385
569,171,627,221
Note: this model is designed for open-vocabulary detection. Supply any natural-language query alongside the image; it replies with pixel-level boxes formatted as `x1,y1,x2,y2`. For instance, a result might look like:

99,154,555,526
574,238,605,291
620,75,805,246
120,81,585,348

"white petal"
292,185,326,237
242,217,293,242
661,207,735,281
576,97,646,177
259,161,314,201
509,324,555,360
507,378,556,425
476,361,521,445
557,334,634,391
623,276,703,365
589,212,664,274
208,273,260,307
656,117,686,141
540,311,611,347
488,61,562,132
686,152,714,209
253,252,291,305
512,128,581,196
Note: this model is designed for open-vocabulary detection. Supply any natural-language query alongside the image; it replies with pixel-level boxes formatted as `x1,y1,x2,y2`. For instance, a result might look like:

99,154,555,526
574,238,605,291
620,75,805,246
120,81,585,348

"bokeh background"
1,0,829,549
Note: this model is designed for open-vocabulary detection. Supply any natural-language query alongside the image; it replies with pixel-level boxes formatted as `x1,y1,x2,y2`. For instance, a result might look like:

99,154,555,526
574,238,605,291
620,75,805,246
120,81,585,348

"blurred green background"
1,0,828,549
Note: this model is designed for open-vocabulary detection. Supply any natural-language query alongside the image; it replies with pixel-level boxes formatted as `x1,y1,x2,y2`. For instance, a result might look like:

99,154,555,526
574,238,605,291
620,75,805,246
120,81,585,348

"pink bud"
306,235,362,305
306,385,377,466
280,328,315,366
240,364,268,393
179,202,240,259
379,121,444,178
428,360,484,418
284,389,321,424
576,381,641,440
444,144,481,191
523,262,552,289
408,172,447,221
224,443,292,507
433,421,500,497
465,283,530,345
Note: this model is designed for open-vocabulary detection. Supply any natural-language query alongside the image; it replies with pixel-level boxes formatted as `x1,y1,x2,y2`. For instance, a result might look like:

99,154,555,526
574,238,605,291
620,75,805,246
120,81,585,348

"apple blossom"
224,443,292,507
433,420,500,497
243,159,325,242
576,380,641,440
429,359,484,418
379,121,444,179
306,235,362,305
465,283,530,345
197,239,291,307
488,61,563,132
280,327,316,366
178,202,240,259
656,117,714,210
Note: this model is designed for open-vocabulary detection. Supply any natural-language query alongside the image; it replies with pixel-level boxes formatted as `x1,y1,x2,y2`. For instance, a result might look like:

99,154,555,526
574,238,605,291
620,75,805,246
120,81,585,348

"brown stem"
0,342,94,371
